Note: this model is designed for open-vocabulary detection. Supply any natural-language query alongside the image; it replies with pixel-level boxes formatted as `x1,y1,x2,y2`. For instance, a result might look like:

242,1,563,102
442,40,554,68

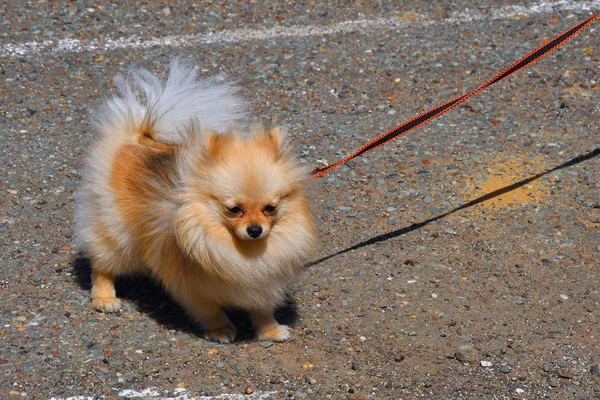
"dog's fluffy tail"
93,59,247,144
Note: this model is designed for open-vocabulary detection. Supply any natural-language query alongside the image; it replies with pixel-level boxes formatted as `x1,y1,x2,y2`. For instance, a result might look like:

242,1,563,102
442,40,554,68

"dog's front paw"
258,324,291,342
205,326,237,344
92,296,122,312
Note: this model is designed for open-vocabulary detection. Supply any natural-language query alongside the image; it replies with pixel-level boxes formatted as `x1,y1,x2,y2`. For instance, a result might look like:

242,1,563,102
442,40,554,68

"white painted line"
2,0,599,58
49,388,277,400
450,0,600,22
119,387,277,399
48,397,95,400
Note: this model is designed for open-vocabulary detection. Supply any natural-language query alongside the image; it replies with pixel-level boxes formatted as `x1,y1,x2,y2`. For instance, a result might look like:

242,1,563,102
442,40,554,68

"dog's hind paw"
205,326,237,344
92,296,122,313
258,324,291,342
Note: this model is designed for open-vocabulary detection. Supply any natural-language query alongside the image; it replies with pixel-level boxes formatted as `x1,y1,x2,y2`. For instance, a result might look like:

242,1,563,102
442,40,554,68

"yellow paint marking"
461,154,548,210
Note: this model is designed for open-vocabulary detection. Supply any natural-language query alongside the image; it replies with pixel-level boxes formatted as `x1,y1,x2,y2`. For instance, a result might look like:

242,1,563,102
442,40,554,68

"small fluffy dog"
75,60,316,343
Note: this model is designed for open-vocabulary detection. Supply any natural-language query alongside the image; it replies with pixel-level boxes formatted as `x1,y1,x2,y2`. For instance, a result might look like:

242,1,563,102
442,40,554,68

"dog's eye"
227,206,243,215
264,204,277,213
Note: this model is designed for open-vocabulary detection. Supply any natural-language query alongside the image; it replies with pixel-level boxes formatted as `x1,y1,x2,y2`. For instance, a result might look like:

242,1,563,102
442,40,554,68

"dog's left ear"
268,126,288,157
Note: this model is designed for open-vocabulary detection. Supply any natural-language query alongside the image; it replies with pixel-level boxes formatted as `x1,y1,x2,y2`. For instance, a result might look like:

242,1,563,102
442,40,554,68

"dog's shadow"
71,255,298,341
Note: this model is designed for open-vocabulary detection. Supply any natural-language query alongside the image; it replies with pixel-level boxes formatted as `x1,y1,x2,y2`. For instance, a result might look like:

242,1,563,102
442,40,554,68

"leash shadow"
308,148,600,267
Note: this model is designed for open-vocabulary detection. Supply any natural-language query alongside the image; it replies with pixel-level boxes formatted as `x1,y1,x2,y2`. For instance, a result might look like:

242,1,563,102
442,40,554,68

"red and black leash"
312,11,600,178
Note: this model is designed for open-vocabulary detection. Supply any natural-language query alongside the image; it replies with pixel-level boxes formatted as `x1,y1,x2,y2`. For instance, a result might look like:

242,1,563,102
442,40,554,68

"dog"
75,60,316,343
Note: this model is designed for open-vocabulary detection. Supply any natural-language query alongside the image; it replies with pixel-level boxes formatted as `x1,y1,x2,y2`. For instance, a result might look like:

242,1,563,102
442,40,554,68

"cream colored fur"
75,60,315,343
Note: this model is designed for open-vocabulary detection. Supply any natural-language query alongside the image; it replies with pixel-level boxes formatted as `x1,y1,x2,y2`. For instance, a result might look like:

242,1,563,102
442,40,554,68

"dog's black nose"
246,225,263,239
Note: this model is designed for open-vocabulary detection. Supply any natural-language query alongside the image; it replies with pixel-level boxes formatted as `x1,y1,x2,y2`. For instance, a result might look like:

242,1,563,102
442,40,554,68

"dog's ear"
205,131,220,157
203,131,230,159
268,126,289,157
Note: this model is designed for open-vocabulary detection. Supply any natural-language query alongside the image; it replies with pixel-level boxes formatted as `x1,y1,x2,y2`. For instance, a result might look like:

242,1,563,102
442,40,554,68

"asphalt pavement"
1,1,600,399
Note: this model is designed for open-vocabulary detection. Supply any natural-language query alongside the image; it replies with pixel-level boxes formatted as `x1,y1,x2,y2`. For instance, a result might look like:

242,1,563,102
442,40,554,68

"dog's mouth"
243,236,263,241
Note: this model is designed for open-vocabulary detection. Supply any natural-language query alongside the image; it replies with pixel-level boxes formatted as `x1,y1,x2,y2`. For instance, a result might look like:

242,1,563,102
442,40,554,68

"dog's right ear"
203,131,230,159
204,131,220,158
267,126,290,159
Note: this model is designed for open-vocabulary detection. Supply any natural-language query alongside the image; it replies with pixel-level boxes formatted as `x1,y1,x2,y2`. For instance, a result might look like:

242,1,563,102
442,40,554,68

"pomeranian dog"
75,59,316,343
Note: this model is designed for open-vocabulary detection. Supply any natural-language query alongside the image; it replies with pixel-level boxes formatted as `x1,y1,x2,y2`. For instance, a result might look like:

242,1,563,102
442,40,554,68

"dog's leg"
170,292,237,343
200,306,237,344
91,269,121,312
250,309,290,342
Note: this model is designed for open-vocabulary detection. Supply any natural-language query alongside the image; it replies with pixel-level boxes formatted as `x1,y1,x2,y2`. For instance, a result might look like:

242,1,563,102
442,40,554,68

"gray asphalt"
1,1,600,399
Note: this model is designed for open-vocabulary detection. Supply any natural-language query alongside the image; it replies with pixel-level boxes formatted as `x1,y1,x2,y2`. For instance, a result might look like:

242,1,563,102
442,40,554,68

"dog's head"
178,124,312,244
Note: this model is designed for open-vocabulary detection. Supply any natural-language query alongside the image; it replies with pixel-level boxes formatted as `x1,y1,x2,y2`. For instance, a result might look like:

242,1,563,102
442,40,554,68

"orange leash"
312,11,600,178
